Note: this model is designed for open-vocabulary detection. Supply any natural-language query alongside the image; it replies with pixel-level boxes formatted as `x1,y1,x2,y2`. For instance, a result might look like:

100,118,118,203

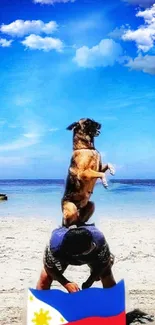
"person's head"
61,227,96,255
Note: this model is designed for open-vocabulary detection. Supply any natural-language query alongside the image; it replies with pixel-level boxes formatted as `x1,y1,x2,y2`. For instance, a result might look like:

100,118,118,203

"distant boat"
0,194,8,201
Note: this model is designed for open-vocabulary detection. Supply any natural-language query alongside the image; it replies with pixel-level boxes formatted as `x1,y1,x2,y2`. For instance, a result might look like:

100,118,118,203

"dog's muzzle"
95,129,100,136
94,123,101,136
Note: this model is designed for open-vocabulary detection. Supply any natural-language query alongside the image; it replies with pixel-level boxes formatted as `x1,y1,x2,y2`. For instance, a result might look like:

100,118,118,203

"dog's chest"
74,149,100,171
88,150,100,170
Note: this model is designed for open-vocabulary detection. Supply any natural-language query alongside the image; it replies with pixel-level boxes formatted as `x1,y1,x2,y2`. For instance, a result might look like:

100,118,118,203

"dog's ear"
66,122,78,131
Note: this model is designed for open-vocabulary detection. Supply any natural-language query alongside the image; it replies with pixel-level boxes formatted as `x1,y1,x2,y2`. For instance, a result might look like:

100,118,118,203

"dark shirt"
44,225,113,275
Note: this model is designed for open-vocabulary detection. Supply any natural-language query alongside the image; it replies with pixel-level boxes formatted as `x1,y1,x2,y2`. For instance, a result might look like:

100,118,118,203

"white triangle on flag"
27,289,68,325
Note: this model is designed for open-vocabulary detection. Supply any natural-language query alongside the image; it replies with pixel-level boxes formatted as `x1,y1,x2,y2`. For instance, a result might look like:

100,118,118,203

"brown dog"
61,118,115,227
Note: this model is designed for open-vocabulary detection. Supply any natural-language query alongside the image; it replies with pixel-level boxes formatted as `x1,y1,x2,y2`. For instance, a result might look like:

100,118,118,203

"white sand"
0,217,155,324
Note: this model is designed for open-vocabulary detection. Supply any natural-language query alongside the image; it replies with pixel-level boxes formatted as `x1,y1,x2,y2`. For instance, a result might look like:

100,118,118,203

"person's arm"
47,264,79,292
44,246,80,292
82,242,114,289
46,262,69,286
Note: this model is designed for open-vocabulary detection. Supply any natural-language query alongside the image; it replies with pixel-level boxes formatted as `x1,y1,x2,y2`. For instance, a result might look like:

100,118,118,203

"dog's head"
66,118,101,138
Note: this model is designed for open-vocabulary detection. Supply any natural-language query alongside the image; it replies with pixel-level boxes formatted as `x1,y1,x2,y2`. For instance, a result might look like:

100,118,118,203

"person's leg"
36,267,53,290
100,270,116,288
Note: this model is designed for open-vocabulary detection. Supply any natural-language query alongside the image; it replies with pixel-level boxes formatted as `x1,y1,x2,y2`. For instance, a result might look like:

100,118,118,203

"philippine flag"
27,280,126,325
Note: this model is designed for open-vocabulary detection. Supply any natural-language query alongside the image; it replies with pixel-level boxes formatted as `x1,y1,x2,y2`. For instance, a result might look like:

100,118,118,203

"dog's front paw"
101,177,108,189
108,163,115,176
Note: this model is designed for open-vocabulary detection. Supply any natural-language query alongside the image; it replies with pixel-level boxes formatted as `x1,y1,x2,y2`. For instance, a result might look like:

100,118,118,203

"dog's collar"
74,147,95,150
73,134,95,150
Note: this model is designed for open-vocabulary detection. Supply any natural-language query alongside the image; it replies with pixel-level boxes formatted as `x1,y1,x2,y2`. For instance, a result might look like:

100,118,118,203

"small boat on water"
0,194,8,201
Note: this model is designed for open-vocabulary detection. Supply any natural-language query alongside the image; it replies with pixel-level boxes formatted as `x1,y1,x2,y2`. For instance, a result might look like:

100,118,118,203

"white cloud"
73,39,122,68
123,28,154,52
126,54,155,74
21,34,63,52
109,25,129,39
0,20,58,37
33,0,75,4
137,4,155,21
0,38,13,47
49,128,59,132
0,127,44,152
0,115,46,152
0,136,39,152
122,4,155,52
124,0,155,8
23,133,40,138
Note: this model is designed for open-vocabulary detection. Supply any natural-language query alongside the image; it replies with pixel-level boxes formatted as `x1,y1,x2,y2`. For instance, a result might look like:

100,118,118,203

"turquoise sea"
0,179,155,221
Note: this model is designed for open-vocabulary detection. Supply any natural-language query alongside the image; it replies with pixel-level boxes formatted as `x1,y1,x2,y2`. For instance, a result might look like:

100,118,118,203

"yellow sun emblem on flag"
32,308,52,325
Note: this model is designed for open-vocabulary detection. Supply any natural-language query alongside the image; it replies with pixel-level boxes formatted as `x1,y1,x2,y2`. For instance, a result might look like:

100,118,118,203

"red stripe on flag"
67,312,126,325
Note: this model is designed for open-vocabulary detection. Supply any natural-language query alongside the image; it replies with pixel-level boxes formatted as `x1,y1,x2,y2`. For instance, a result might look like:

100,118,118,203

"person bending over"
36,225,116,293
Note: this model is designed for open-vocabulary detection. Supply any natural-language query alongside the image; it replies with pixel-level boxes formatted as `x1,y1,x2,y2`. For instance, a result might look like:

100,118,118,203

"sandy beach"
0,217,155,325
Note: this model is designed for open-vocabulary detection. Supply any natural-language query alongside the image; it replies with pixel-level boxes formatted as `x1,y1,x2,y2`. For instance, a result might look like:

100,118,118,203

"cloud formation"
23,133,40,138
33,0,75,4
48,128,59,132
124,0,155,8
126,54,155,74
73,39,122,68
109,25,129,39
122,4,155,52
0,115,46,152
0,20,58,37
0,38,13,47
0,135,39,152
21,34,63,52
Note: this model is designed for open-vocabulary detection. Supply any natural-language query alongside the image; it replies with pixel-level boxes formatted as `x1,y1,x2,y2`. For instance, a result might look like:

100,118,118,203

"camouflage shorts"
43,245,68,275
43,244,114,280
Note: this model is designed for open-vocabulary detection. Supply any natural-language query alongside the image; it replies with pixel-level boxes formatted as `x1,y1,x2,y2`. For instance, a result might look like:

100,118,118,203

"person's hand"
64,282,80,293
82,276,94,289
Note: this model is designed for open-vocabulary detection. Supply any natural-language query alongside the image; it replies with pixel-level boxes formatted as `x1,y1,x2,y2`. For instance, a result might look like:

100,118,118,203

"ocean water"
0,179,155,220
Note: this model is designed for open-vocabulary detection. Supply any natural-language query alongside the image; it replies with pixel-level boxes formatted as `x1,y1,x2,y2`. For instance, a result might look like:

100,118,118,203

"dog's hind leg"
79,201,95,223
62,201,79,227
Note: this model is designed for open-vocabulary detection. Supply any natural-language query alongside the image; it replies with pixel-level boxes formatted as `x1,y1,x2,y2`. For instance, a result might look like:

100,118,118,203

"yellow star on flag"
32,308,52,325
29,295,33,302
60,317,65,323
27,289,68,325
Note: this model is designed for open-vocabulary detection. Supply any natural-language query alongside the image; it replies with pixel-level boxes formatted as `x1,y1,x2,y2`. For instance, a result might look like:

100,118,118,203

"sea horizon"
0,178,155,220
0,178,155,180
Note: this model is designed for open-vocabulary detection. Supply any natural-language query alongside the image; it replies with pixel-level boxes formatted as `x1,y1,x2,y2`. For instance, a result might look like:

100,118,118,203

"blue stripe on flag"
30,280,125,322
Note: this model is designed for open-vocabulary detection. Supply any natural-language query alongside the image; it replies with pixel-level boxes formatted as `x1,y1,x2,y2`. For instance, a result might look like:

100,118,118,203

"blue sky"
0,0,155,179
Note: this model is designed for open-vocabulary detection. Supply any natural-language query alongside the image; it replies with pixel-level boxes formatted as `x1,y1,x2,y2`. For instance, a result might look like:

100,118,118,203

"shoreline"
0,217,155,324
